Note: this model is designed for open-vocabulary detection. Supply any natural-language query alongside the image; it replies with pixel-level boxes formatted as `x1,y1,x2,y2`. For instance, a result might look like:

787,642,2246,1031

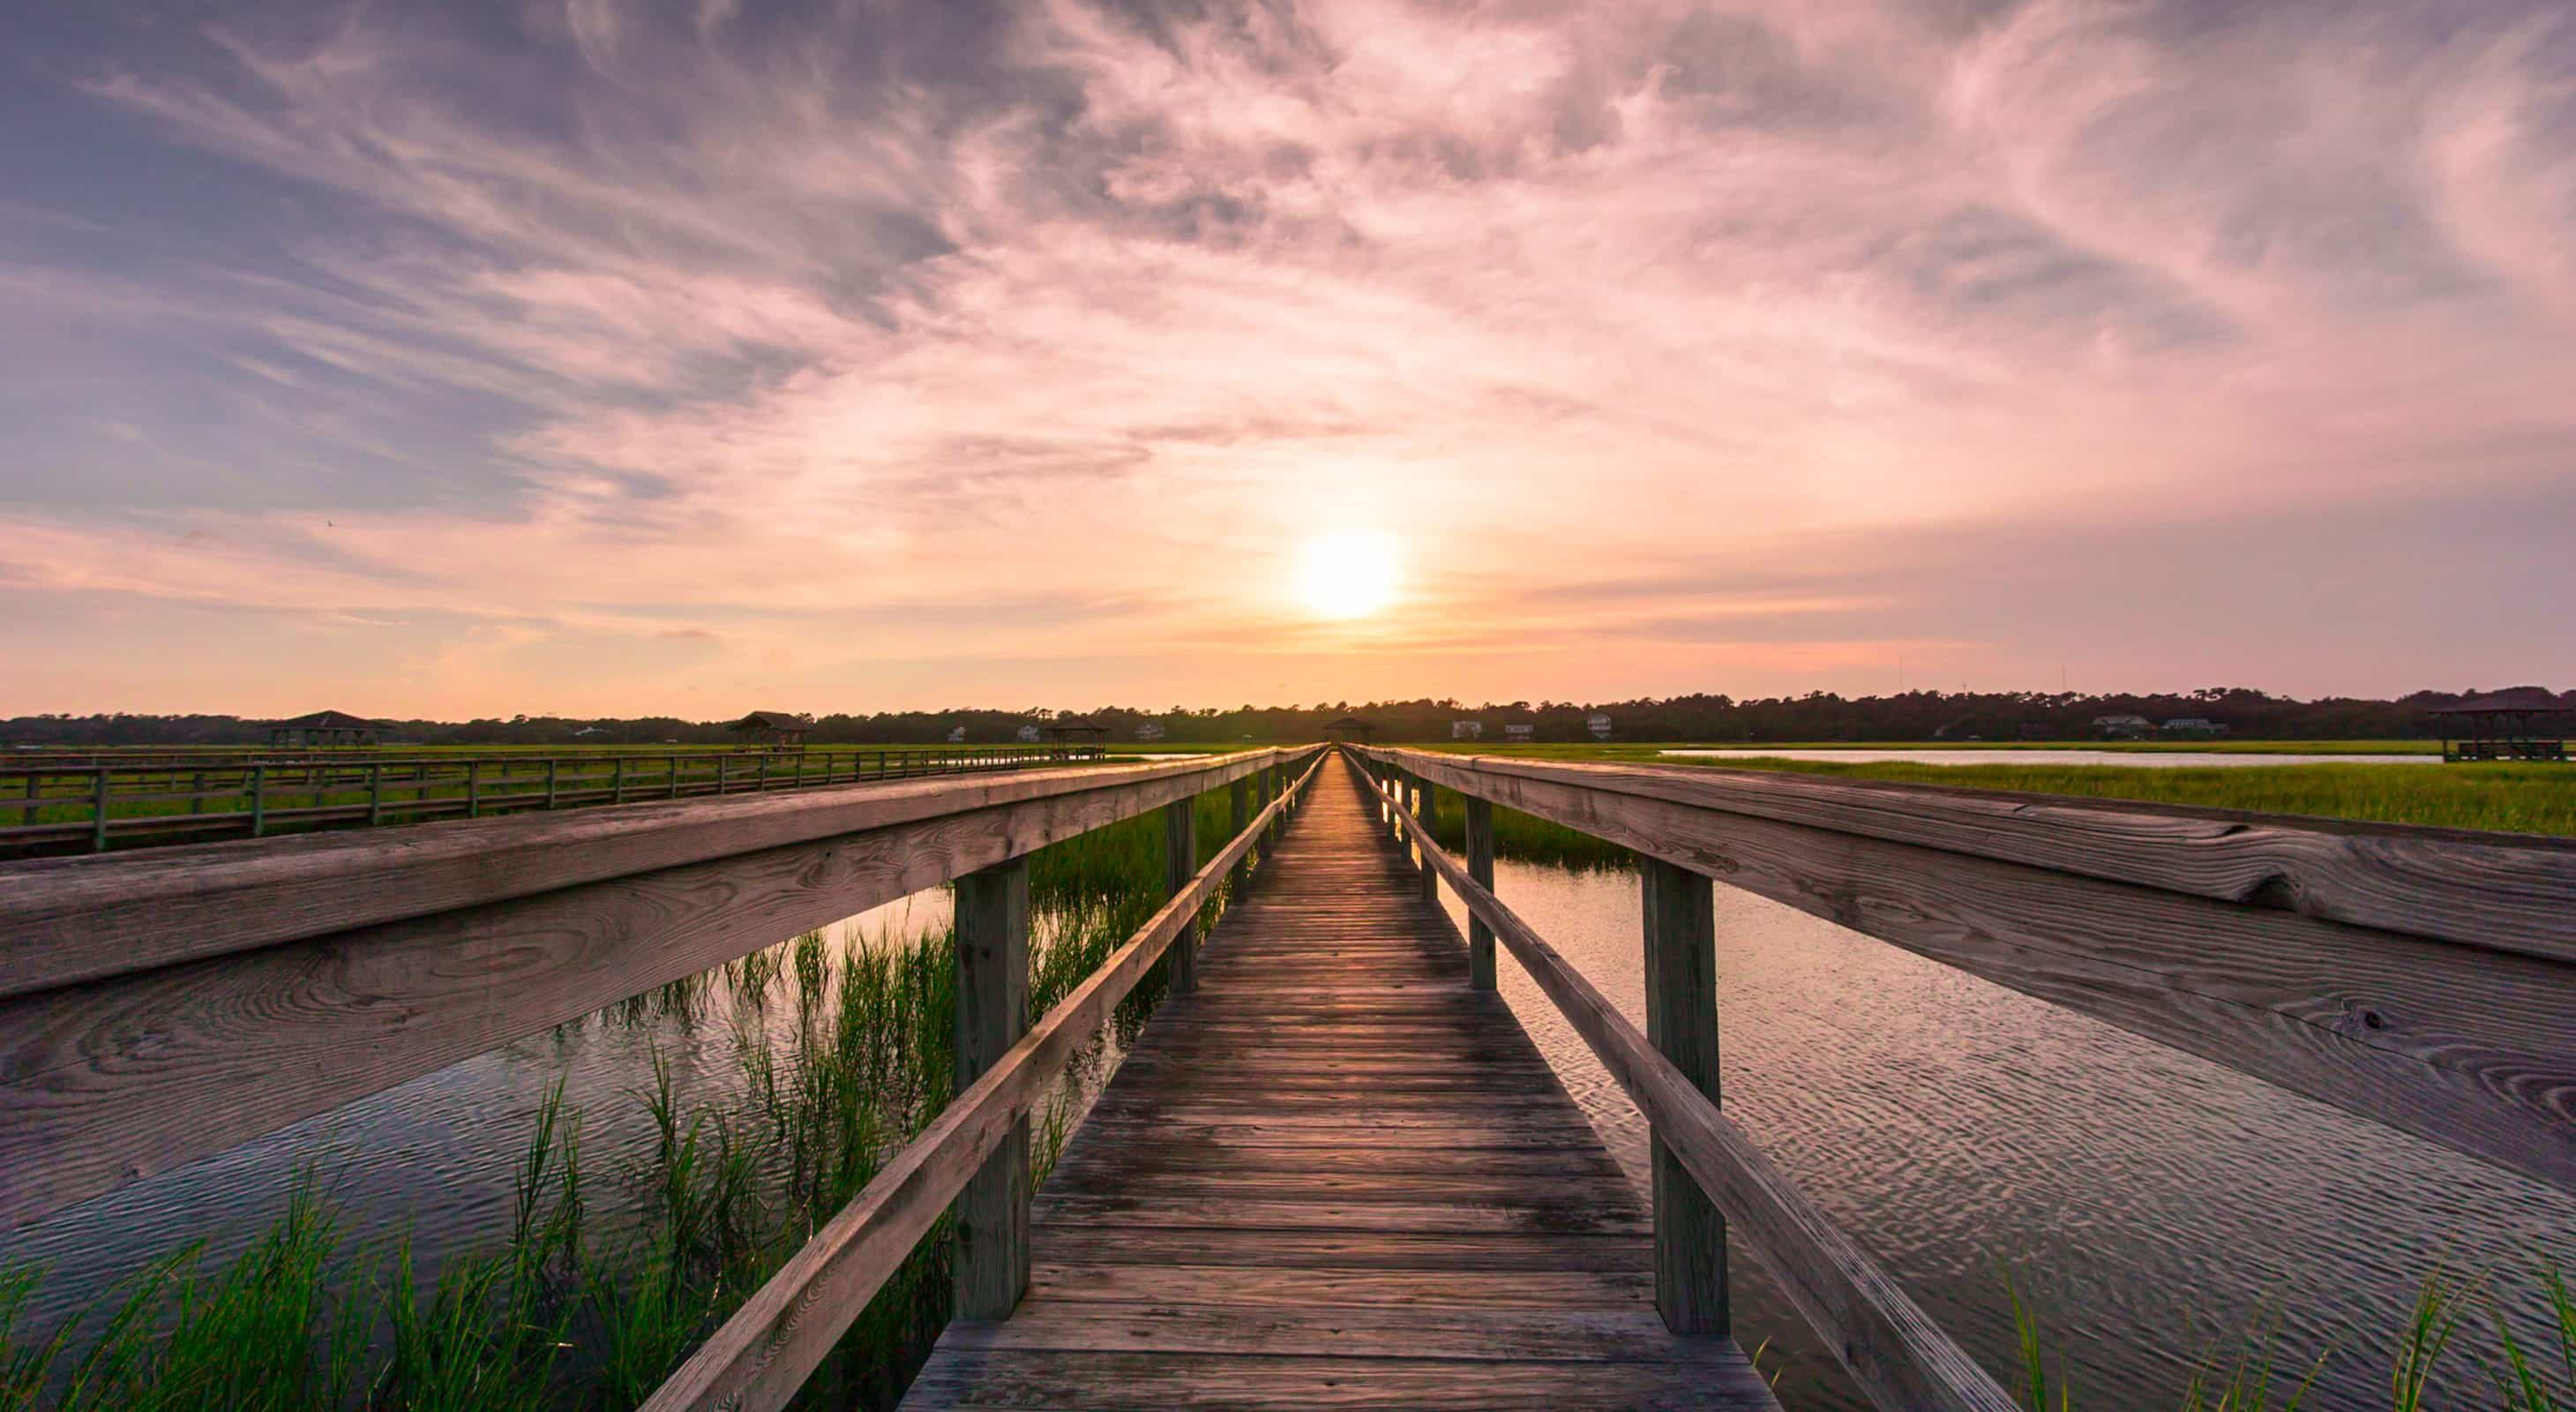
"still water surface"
1449,857,2576,1409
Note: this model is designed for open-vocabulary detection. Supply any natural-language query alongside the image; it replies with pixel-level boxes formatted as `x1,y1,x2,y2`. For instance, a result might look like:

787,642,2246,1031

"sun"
1294,530,1400,620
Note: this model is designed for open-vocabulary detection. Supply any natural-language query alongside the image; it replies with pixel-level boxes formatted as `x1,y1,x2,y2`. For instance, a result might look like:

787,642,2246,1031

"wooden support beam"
1230,777,1252,897
953,856,1031,1320
1642,856,1724,1336
1415,777,1439,904
1164,797,1199,994
1464,796,1496,991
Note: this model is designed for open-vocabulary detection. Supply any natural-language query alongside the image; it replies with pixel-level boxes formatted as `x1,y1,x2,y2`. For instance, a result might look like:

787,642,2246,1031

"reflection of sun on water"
1295,530,1399,620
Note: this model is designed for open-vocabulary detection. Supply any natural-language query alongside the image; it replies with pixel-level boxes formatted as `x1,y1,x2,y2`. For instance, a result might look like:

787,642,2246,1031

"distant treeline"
6,686,2565,747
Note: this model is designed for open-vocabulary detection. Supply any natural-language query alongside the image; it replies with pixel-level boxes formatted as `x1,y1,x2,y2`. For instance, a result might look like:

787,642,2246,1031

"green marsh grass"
0,784,1253,1410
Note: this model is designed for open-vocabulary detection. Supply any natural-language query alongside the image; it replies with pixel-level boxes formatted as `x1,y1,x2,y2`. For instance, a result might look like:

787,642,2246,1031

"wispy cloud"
1,0,2570,714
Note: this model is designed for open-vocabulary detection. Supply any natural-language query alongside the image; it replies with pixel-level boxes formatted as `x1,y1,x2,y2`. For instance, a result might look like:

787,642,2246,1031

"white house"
2091,714,2153,739
1136,721,1167,741
2161,717,2226,734
1586,712,1613,740
1016,723,1043,743
1504,723,1536,741
1451,720,1483,740
947,725,968,742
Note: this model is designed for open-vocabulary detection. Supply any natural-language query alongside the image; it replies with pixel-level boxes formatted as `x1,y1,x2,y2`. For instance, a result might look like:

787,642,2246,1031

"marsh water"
1449,855,2576,1410
8,838,2572,1408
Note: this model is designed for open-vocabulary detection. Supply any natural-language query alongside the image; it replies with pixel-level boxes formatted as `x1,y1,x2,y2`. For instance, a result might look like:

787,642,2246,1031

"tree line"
4,686,2564,747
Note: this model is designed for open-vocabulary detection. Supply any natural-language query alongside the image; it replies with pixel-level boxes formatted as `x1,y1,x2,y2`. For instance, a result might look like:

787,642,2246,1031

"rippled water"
1659,748,2436,767
0,888,976,1333
12,847,2570,1409
1444,858,2576,1409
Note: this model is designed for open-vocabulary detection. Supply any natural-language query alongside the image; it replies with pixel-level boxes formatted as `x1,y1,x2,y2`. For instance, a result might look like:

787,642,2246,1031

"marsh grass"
0,785,1244,1410
2001,1263,2576,1412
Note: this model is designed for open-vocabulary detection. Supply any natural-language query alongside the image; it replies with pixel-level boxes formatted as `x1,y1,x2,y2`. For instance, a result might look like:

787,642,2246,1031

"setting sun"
1294,530,1400,620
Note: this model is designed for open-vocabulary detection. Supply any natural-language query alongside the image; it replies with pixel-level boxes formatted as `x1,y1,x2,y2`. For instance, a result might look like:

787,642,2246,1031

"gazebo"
1322,716,1375,742
2430,693,2572,762
266,710,387,748
725,710,812,747
1045,717,1111,756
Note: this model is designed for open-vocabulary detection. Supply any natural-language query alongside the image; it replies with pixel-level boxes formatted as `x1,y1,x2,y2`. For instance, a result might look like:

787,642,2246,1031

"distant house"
1586,712,1613,740
1135,721,1166,742
1016,723,1043,743
947,725,968,743
2160,717,2226,735
572,725,611,740
1451,720,1483,740
725,710,812,747
2091,714,2153,740
266,710,388,748
1504,724,1536,742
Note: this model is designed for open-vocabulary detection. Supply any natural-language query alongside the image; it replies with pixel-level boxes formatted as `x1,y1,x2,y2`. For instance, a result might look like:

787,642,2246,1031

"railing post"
90,769,109,852
1164,796,1199,993
953,854,1031,1320
19,772,35,827
1641,855,1725,1336
369,764,384,826
1415,776,1439,903
613,756,626,804
717,755,729,795
545,758,559,809
1464,796,1496,989
668,755,679,799
251,764,267,837
190,770,206,817
1229,777,1252,895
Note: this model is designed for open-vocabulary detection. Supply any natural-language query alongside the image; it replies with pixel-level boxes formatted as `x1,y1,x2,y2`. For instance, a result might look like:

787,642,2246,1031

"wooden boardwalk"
902,763,1778,1410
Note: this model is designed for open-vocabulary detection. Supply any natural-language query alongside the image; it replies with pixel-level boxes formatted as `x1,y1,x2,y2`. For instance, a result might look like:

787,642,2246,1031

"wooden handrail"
1358,745,2576,1195
0,747,1321,1230
1357,754,2018,1412
640,749,1327,1412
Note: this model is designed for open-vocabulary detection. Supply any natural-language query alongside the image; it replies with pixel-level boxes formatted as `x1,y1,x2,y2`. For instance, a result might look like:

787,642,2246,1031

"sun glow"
1294,530,1400,620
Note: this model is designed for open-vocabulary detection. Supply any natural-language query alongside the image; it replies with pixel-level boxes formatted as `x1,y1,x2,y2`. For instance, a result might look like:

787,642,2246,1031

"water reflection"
1442,859,2576,1409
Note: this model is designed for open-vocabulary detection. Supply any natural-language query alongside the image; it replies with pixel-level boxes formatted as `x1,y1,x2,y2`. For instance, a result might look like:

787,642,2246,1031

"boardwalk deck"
901,764,1780,1410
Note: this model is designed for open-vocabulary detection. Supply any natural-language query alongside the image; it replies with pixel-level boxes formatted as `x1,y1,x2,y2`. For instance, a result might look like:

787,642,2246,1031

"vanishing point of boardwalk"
900,763,1779,1410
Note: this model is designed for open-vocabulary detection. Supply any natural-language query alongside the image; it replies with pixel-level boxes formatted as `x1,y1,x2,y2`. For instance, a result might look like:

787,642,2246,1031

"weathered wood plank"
1370,748,2576,961
952,856,1031,1321
1362,747,2576,1193
619,752,1331,1412
1,749,1301,1001
1641,854,1725,1337
895,756,1779,1412
1374,754,2017,1412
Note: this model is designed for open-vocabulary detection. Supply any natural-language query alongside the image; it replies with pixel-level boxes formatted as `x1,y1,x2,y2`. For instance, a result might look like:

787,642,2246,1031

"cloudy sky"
4,0,2571,717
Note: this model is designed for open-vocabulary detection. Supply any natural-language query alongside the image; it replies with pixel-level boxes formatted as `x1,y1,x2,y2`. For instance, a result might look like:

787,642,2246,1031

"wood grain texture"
1365,747,2576,1194
0,752,1322,1231
1367,747,2576,961
1641,855,1725,1337
640,753,1323,1412
1373,755,2017,1412
1,749,1307,1001
895,761,1780,1412
953,857,1031,1321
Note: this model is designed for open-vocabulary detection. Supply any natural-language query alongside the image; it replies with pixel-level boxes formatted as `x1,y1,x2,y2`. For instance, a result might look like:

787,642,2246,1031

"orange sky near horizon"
4,1,2572,717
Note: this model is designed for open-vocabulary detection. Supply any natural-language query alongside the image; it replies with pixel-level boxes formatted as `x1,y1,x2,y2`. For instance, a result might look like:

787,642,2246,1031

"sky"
4,0,2572,718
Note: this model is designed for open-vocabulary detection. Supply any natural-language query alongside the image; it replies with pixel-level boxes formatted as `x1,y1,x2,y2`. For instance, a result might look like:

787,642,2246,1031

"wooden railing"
1350,743,2576,1412
0,746,1323,1241
0,745,1090,856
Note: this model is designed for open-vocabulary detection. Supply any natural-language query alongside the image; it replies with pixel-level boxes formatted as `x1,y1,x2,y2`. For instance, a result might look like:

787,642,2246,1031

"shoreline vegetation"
0,787,1248,1412
1409,744,2576,838
8,782,2570,1408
